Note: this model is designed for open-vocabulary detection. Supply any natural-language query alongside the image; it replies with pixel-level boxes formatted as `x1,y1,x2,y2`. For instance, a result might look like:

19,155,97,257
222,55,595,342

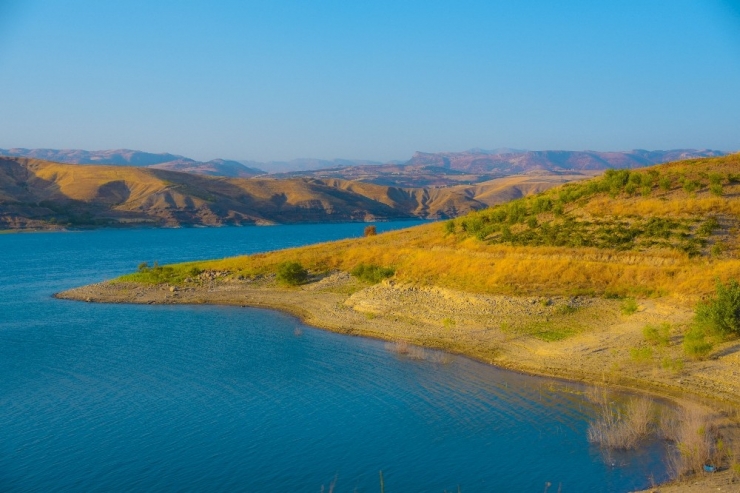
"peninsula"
58,153,740,488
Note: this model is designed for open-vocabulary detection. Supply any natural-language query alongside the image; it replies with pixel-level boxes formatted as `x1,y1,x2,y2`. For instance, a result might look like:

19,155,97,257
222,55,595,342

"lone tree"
364,225,377,237
276,261,308,286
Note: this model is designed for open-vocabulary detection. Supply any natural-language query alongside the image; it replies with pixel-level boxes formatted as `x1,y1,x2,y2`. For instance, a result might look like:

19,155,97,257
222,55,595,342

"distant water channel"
1,222,670,492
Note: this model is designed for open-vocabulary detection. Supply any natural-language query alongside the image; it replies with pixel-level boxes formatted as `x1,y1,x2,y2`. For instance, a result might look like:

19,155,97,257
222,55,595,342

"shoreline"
54,274,740,408
1,217,431,234
55,274,740,492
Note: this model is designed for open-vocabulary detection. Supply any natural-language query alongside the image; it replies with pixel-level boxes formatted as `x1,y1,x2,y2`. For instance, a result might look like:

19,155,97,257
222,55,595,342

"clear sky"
0,0,739,162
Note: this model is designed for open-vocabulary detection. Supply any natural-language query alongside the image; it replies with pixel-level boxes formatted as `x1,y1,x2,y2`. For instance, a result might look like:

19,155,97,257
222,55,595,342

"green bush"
682,180,700,194
708,172,724,186
710,183,723,196
694,279,740,337
621,298,639,315
697,217,719,237
276,261,308,286
531,196,553,214
122,261,197,285
444,220,456,235
351,263,395,284
683,326,713,359
630,346,653,363
711,242,724,257
643,322,671,347
659,176,672,191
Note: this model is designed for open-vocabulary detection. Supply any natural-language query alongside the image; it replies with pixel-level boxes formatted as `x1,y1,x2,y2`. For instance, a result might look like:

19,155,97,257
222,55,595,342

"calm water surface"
1,222,669,492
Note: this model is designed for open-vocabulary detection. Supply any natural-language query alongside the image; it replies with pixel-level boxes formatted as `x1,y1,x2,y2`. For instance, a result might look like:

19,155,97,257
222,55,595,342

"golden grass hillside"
144,154,740,301
0,157,583,229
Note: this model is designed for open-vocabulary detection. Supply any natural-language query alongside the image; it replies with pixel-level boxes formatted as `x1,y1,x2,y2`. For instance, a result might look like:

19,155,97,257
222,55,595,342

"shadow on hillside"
0,158,147,228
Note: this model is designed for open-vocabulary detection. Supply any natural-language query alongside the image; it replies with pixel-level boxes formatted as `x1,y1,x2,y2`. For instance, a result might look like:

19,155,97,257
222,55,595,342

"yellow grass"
186,154,740,299
190,218,740,299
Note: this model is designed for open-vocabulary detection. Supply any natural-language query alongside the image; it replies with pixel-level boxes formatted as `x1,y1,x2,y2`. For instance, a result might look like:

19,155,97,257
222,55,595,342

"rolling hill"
186,153,740,300
0,157,587,230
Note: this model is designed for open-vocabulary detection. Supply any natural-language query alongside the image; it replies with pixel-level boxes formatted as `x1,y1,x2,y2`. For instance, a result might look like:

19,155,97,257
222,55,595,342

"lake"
0,222,669,492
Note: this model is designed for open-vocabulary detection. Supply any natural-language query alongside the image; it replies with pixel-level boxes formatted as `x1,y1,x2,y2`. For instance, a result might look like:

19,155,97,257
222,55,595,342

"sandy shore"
55,272,740,492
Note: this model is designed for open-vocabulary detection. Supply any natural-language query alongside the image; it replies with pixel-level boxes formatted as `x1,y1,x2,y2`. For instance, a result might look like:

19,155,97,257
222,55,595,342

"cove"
1,223,669,492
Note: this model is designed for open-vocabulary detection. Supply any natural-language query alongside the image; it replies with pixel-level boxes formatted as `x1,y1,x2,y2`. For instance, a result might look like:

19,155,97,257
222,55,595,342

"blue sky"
0,0,738,161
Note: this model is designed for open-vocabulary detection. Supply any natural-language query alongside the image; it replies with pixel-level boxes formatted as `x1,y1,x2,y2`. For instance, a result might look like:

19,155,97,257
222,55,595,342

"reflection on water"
0,224,669,492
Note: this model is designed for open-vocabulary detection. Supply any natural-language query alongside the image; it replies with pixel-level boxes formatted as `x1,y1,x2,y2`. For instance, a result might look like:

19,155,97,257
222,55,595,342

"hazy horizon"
1,1,739,162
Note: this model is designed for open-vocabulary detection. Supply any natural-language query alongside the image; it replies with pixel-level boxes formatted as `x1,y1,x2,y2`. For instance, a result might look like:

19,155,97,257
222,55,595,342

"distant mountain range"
0,148,265,178
0,157,586,230
403,149,726,173
272,149,726,187
239,158,386,174
0,148,725,185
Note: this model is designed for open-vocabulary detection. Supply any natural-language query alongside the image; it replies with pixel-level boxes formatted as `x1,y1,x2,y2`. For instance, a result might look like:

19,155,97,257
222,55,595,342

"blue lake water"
1,222,669,492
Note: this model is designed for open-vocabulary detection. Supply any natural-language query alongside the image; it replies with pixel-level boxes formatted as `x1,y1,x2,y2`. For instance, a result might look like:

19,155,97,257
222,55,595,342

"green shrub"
683,326,713,359
442,317,455,329
531,196,553,214
711,242,725,257
621,298,639,315
708,172,724,186
643,322,671,347
630,347,653,363
121,261,198,285
694,279,740,337
697,217,719,237
659,176,672,191
276,261,308,285
710,183,723,196
351,263,395,284
444,220,456,235
682,180,700,194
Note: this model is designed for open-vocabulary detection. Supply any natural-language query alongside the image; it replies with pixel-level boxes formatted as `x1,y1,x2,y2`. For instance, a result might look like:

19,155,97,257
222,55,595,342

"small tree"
695,279,740,337
364,225,377,237
276,261,308,286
